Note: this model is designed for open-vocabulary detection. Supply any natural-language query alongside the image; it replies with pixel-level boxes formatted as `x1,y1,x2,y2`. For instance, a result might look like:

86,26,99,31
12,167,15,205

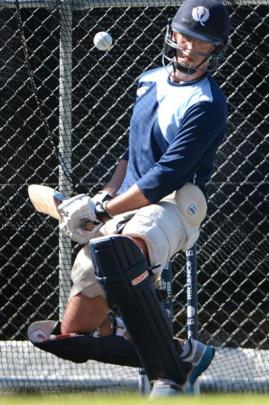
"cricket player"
28,0,230,397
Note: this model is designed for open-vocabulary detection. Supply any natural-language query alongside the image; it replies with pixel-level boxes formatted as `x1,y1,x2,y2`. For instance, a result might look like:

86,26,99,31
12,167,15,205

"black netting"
0,0,268,394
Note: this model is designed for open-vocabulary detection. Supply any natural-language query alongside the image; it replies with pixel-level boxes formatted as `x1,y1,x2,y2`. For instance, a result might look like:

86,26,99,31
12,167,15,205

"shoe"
27,320,59,343
27,320,78,344
149,379,183,398
184,339,215,392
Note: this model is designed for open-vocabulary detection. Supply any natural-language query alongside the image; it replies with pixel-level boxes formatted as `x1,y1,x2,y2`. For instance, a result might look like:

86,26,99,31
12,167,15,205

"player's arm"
104,183,150,217
136,101,227,203
89,158,129,221
100,158,128,196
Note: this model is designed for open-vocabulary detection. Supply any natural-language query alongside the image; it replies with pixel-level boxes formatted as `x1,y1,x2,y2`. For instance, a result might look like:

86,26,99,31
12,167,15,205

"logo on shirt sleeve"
137,85,150,97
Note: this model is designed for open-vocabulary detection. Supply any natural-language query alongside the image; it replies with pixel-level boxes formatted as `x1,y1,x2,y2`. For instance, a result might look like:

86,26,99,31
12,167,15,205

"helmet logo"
192,6,210,26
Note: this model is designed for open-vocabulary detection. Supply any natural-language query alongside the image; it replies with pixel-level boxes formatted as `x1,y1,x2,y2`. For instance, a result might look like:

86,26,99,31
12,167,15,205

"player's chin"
184,60,201,70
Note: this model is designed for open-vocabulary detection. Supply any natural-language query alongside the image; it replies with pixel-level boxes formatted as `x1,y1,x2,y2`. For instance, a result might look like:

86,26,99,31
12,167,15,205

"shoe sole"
188,345,215,386
150,384,183,398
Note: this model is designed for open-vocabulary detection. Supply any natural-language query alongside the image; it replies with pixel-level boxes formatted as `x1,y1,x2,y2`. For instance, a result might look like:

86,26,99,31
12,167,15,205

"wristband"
95,201,113,222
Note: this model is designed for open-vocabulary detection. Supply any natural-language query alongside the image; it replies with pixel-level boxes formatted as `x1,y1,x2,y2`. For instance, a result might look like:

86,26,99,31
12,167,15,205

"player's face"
172,32,216,79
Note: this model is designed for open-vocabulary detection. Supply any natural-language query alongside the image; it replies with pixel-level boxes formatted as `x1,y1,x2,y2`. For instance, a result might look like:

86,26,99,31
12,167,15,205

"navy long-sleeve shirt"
118,66,227,203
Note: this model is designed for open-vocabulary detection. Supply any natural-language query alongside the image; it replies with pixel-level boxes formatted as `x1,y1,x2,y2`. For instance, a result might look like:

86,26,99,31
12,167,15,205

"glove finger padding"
69,224,103,244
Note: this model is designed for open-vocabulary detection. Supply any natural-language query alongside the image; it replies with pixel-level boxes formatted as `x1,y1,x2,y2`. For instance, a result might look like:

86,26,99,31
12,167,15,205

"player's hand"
58,194,100,244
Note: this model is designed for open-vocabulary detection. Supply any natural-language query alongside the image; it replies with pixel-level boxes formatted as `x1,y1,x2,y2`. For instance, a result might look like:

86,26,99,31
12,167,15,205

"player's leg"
117,183,208,397
90,235,191,396
60,245,109,334
61,294,108,334
122,183,207,278
28,315,214,384
60,214,147,334
27,316,139,366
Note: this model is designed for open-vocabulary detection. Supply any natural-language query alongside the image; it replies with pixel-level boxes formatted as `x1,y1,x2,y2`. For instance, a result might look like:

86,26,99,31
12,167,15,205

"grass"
1,393,269,405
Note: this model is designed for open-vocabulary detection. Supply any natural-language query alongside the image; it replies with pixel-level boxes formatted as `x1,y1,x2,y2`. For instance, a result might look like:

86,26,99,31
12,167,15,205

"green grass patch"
1,393,269,405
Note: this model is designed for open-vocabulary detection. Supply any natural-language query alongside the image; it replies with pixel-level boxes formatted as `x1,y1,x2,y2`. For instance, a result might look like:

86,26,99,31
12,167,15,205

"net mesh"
0,0,268,393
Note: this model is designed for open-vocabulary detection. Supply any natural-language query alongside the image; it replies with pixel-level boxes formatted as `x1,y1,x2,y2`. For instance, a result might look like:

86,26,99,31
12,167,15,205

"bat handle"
53,192,65,204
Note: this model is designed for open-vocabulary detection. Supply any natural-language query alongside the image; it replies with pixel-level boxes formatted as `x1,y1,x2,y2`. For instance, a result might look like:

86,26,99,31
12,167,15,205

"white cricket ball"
93,31,113,51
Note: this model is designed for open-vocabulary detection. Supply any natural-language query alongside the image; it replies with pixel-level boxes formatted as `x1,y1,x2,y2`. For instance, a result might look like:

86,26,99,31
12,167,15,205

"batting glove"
66,224,102,245
58,194,100,244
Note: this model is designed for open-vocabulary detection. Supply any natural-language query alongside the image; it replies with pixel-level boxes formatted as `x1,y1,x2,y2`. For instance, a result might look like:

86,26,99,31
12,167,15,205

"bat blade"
28,184,64,220
28,184,96,231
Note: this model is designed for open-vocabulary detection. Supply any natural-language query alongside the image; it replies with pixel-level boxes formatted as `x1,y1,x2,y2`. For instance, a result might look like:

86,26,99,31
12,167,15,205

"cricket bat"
27,184,94,230
28,184,64,220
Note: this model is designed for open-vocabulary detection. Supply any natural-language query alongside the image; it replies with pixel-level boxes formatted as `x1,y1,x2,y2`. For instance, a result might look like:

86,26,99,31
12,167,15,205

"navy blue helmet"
163,0,230,74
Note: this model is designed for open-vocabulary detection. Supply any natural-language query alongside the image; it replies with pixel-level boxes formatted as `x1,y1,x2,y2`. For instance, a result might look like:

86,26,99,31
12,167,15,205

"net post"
186,244,198,339
58,0,73,319
185,243,200,394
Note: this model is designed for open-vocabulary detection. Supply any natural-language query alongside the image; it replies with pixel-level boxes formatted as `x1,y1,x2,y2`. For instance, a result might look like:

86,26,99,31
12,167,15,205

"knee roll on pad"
90,235,188,384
